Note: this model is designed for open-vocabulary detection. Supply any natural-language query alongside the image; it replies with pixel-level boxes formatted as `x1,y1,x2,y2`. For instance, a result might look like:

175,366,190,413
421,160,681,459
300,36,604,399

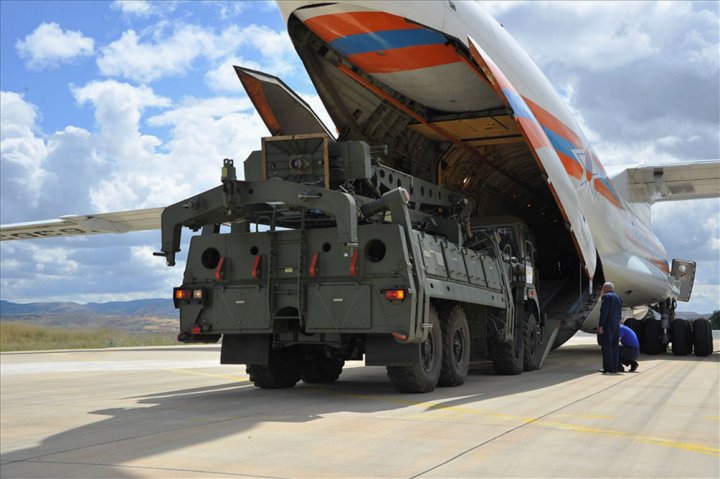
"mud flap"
365,335,420,366
221,334,271,365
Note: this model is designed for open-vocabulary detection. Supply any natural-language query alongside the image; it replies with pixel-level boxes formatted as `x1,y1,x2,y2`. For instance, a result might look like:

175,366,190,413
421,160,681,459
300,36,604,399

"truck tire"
523,310,542,371
643,319,662,355
693,318,713,357
492,313,524,375
247,347,303,388
670,319,692,356
302,353,345,384
438,306,470,387
387,305,443,393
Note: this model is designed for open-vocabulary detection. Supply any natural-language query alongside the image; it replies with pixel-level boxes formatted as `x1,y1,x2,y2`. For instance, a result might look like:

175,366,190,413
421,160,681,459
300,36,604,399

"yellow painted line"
301,387,720,457
533,418,719,456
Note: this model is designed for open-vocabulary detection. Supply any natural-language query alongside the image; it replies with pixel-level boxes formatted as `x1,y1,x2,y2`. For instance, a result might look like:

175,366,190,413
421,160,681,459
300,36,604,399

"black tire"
523,310,542,371
693,318,713,357
438,306,470,387
387,305,443,393
670,319,692,356
302,352,345,384
247,347,303,388
643,319,662,355
492,311,524,375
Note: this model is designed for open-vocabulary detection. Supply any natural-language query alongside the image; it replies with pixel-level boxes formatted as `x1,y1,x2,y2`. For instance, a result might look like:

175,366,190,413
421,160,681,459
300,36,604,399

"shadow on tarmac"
2,342,716,477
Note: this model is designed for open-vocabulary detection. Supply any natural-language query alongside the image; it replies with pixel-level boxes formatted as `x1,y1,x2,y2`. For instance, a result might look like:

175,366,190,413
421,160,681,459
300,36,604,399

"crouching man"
619,324,640,372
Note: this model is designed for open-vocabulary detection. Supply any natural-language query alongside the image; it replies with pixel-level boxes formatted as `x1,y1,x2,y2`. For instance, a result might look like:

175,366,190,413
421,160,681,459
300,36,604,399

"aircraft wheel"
387,305,442,393
670,319,692,356
523,309,542,371
643,319,662,355
247,347,303,388
438,305,470,387
693,318,713,357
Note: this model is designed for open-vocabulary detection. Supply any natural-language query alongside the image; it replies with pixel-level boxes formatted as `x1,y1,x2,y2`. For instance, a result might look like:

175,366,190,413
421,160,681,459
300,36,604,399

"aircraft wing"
618,160,720,204
0,207,162,241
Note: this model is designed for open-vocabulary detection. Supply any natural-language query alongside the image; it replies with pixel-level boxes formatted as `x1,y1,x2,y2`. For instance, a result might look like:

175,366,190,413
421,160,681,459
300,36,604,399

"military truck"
157,134,551,393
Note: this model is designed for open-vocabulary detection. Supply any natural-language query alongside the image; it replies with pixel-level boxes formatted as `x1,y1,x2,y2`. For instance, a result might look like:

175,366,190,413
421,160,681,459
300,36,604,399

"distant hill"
0,299,177,333
0,299,175,317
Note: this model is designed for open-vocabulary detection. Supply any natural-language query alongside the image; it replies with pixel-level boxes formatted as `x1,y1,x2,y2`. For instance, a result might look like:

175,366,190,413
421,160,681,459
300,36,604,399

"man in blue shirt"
598,282,622,373
619,324,640,372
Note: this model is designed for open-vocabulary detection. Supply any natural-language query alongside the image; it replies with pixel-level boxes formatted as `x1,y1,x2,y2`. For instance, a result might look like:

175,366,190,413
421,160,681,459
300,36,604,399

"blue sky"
1,1,718,314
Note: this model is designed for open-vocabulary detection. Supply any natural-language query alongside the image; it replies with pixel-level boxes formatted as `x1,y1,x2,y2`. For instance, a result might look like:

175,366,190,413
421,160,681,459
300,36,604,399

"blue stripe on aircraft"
330,29,447,56
542,127,582,166
502,88,535,120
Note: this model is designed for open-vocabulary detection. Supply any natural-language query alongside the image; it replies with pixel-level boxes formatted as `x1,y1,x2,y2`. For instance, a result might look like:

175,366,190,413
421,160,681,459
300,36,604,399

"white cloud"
16,22,94,70
0,91,48,211
97,22,297,84
32,246,79,275
97,25,215,83
111,0,155,17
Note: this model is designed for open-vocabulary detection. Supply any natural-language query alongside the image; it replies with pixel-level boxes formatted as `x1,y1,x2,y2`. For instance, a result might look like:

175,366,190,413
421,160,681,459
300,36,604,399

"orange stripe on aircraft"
524,96,584,150
516,117,552,150
557,151,584,180
304,11,421,43
594,179,624,209
347,43,461,73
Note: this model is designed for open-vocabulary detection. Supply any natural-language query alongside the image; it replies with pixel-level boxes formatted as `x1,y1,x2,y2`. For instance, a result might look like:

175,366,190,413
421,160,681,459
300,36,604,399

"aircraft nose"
275,1,317,25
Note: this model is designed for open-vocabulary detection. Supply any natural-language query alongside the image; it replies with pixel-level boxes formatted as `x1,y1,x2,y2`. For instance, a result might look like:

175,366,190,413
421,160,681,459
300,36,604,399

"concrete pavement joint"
401,359,717,478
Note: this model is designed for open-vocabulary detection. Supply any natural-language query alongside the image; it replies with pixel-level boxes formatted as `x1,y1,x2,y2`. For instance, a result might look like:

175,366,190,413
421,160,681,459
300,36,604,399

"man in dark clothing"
598,282,622,373
619,324,640,372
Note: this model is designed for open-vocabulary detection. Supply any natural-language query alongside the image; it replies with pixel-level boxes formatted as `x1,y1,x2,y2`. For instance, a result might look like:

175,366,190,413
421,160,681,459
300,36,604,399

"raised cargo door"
234,66,334,138
466,36,597,279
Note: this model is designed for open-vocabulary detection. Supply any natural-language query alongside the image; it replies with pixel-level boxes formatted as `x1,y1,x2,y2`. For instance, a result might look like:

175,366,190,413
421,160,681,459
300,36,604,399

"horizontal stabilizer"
0,207,162,241
615,160,720,204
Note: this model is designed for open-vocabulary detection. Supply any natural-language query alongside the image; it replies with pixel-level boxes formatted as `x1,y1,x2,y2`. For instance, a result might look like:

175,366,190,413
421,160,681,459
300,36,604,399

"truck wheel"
670,319,692,356
523,310,542,371
386,305,442,393
438,306,470,387
492,313,524,375
693,318,713,357
247,347,303,388
302,353,345,384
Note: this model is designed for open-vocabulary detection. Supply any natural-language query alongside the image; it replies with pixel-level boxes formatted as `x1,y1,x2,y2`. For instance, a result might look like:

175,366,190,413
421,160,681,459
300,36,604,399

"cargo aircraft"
2,1,718,354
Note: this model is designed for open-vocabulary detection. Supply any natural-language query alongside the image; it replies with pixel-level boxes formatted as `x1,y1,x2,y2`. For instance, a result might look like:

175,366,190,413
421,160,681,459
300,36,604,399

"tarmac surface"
1,334,718,478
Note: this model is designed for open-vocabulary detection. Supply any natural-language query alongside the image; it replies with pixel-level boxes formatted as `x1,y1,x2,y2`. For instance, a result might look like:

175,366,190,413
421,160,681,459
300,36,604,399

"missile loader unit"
159,134,551,393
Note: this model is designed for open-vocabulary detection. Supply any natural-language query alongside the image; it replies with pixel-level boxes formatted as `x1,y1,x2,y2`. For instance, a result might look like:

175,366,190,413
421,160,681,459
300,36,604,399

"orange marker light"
385,289,406,301
175,289,191,300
